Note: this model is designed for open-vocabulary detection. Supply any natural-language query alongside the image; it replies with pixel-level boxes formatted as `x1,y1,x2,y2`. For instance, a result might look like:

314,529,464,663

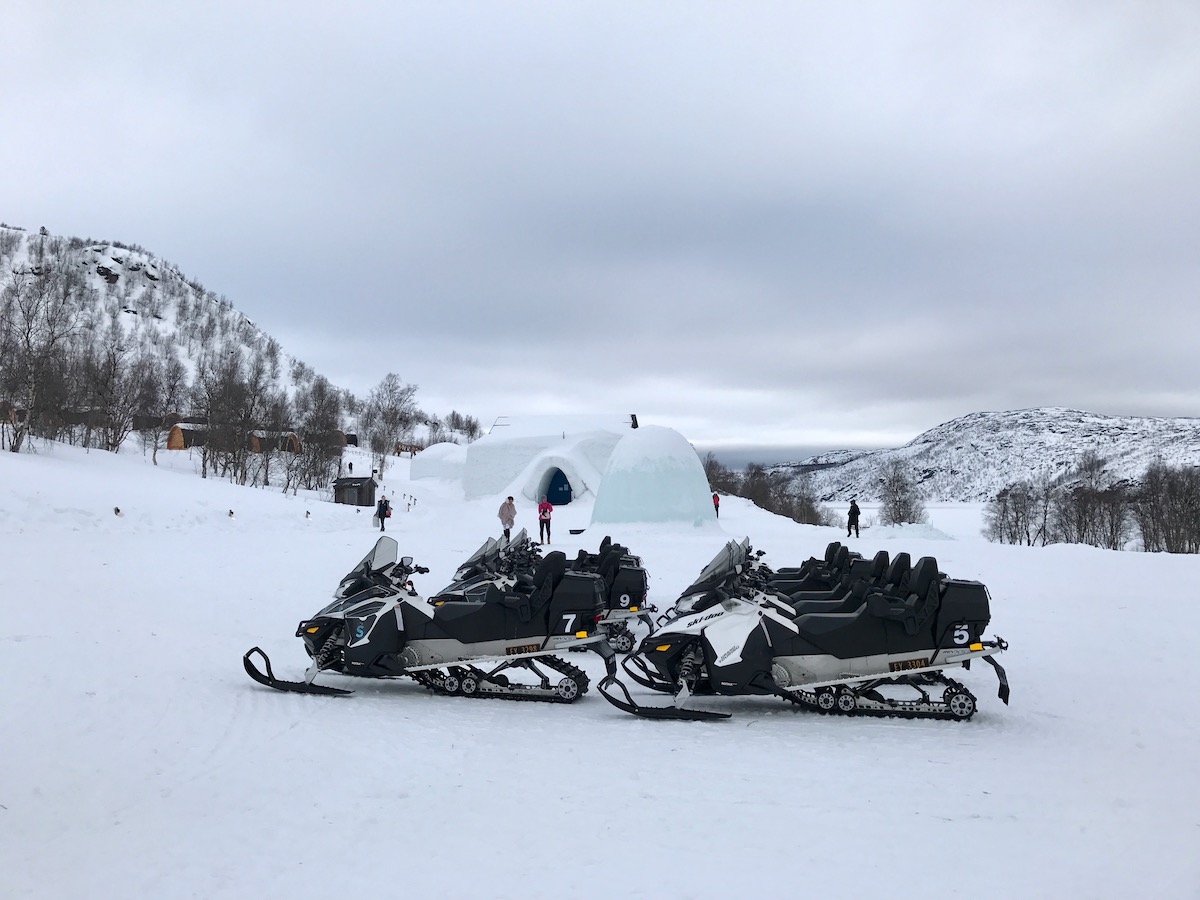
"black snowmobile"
245,535,617,703
566,536,656,653
430,531,655,653
599,539,1009,722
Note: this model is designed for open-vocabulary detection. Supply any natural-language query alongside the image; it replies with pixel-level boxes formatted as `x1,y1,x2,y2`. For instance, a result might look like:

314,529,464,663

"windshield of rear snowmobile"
454,536,498,579
333,536,399,599
683,539,749,594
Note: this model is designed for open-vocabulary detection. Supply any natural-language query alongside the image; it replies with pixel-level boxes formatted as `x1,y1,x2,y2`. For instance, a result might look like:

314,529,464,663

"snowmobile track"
777,675,980,721
409,654,590,704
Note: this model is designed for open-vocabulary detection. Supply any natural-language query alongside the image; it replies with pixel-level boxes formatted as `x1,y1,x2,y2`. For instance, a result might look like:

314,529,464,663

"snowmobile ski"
243,646,352,696
597,672,731,721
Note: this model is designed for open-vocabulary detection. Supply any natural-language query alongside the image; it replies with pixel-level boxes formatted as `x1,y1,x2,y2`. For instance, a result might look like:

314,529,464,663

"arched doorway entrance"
543,467,573,505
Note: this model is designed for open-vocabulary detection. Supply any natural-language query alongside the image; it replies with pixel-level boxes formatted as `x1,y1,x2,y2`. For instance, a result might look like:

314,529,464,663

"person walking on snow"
847,499,861,538
498,495,517,541
712,492,720,518
537,495,553,544
376,495,391,532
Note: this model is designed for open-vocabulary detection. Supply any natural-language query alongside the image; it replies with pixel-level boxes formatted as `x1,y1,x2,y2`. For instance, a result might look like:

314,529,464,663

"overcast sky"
4,2,1199,461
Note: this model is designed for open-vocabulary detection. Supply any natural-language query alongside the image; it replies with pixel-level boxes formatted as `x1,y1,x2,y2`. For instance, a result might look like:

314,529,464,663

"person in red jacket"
537,495,553,544
712,492,720,518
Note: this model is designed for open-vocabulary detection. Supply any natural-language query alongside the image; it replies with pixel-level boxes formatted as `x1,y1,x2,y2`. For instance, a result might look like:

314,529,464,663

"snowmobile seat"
791,555,877,602
771,545,859,594
791,557,946,658
489,583,534,623
876,552,911,594
790,552,891,616
773,541,841,578
866,556,941,636
528,552,567,610
571,549,590,571
597,545,625,580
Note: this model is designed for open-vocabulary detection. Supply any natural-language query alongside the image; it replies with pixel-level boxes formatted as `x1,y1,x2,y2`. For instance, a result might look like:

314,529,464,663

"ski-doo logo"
684,610,724,628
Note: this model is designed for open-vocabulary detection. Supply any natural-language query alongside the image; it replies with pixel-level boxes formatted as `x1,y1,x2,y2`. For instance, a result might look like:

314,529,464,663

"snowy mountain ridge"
777,407,1200,503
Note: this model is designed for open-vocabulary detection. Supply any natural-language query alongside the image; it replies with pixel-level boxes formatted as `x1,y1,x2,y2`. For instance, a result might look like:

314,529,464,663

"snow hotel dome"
590,424,715,526
411,415,715,526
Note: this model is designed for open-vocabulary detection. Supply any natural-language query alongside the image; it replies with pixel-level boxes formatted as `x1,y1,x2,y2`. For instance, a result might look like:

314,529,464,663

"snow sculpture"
590,425,715,526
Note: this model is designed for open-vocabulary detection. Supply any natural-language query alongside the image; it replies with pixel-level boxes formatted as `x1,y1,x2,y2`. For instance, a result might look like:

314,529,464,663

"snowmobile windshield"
333,536,399,600
685,540,747,594
455,537,498,578
501,528,530,557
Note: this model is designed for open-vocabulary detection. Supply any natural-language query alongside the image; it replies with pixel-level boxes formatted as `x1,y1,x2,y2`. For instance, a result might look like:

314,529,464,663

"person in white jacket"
498,496,517,540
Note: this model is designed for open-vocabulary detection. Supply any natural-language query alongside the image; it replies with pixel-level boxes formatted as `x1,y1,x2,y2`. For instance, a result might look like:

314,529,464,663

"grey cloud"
5,1,1199,458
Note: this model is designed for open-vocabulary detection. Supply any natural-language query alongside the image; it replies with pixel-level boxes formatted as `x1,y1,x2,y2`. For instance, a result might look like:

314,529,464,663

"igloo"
454,415,629,502
590,425,715,526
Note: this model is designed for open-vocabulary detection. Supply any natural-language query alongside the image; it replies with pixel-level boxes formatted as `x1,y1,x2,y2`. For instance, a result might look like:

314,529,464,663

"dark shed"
332,476,377,508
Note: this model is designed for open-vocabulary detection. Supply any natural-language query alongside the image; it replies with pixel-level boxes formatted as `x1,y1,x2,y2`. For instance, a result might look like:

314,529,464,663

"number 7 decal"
561,613,577,633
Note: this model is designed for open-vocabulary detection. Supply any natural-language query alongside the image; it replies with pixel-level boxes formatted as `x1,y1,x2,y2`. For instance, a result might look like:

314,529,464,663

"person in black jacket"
847,499,861,538
376,495,390,532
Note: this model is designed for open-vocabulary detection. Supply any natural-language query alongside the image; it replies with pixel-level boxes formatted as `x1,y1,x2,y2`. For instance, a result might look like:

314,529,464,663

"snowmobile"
244,535,616,703
598,539,1009,722
431,531,655,653
566,536,656,653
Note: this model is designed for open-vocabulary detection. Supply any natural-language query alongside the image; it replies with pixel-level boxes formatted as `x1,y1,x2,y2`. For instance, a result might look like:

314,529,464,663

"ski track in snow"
2,443,1200,899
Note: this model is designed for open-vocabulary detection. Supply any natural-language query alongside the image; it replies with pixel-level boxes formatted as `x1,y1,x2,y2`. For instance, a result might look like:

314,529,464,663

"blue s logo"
354,624,365,640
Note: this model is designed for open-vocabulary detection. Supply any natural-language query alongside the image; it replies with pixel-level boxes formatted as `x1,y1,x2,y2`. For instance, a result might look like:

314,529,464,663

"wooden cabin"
332,477,377,508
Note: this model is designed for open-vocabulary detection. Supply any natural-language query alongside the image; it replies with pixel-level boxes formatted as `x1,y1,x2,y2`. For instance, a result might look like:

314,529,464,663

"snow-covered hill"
779,407,1200,502
0,222,303,396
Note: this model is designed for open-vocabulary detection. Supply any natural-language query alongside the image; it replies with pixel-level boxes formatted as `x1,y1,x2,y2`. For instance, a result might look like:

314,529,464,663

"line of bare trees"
1,226,480,493
984,450,1200,553
702,452,837,526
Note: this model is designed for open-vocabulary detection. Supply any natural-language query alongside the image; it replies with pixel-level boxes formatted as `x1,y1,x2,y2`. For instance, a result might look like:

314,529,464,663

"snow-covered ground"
3,442,1199,899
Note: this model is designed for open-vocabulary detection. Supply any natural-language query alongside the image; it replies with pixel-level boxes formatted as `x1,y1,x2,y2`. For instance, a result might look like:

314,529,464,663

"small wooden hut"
332,477,377,508
166,423,207,450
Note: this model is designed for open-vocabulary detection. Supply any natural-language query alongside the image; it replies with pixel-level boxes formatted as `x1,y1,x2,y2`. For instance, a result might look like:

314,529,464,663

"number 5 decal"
561,613,577,633
953,625,970,644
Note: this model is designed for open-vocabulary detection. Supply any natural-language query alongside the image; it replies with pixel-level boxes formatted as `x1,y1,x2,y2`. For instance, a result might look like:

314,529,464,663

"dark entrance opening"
546,468,573,505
